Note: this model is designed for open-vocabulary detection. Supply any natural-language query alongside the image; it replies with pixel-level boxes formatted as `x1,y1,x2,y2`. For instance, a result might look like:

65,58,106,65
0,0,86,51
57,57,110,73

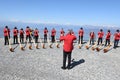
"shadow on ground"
70,59,85,69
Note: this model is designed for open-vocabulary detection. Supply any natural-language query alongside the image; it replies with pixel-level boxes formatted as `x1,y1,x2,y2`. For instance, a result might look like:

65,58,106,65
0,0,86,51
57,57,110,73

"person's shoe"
61,66,66,70
67,66,71,70
113,47,116,49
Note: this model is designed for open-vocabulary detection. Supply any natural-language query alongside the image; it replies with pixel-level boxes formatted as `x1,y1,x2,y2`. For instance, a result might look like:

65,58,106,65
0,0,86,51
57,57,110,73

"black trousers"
90,38,94,45
13,35,18,44
4,36,9,45
114,40,119,48
44,34,47,43
26,35,31,43
105,39,110,46
97,38,103,45
63,50,72,68
34,36,39,43
20,35,24,43
51,35,55,43
78,36,83,44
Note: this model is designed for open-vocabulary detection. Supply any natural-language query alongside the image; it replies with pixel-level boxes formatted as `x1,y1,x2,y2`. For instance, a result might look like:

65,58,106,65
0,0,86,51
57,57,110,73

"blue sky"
0,0,120,26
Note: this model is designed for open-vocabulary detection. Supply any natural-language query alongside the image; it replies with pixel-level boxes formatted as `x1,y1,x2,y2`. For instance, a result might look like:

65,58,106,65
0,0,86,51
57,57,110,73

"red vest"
13,29,18,36
51,29,56,36
79,30,84,36
34,30,39,36
44,29,48,35
60,34,77,52
20,30,24,35
90,32,95,38
98,32,104,38
3,28,9,36
25,28,30,36
106,32,111,39
114,32,120,40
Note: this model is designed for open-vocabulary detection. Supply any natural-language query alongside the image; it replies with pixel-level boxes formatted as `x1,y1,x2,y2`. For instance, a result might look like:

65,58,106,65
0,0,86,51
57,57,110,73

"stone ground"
0,38,120,80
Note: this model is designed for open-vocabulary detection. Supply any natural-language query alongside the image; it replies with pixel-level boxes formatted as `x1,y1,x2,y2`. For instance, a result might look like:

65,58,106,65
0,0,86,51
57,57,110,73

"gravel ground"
0,38,120,80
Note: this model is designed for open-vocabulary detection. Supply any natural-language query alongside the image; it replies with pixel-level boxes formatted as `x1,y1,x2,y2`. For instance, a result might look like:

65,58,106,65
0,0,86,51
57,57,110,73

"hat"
108,30,110,32
100,29,103,32
5,26,8,28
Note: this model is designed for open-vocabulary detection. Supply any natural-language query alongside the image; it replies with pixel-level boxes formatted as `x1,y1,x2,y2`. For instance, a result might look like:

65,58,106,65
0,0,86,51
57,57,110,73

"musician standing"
60,29,77,70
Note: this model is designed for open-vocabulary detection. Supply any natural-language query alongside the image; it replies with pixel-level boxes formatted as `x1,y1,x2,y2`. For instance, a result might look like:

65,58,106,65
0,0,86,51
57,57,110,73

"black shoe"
61,66,66,70
113,47,116,49
66,65,71,70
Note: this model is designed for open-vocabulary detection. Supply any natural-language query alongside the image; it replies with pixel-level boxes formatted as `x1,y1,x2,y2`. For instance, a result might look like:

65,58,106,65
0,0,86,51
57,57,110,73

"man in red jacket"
97,29,104,45
25,26,31,43
34,28,39,43
113,30,120,49
105,30,111,46
89,31,95,45
78,27,84,44
60,29,77,70
3,26,9,45
19,28,24,43
44,27,48,43
51,28,56,43
13,27,19,44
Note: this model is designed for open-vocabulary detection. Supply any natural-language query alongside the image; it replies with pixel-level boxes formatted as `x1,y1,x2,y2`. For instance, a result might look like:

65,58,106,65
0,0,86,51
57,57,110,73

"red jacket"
13,29,18,36
114,32,120,40
98,32,104,38
51,29,56,36
90,32,95,38
60,33,77,52
3,28,9,36
19,30,24,35
106,32,111,40
119,33,120,40
78,30,84,36
25,28,30,36
44,29,48,35
34,30,39,36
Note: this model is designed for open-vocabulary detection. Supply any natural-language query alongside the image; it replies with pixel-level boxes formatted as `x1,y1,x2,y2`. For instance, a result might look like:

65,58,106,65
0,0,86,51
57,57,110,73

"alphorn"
18,37,24,51
47,33,52,48
55,37,60,48
103,43,112,53
7,31,14,52
8,36,14,52
39,34,45,49
96,39,105,52
103,36,113,53
85,38,91,49
78,40,82,49
31,36,39,49
91,40,98,51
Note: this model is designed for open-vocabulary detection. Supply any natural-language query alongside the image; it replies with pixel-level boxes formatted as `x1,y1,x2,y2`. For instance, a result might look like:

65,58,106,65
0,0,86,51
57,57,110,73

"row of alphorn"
8,34,60,52
84,40,113,53
8,35,112,53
